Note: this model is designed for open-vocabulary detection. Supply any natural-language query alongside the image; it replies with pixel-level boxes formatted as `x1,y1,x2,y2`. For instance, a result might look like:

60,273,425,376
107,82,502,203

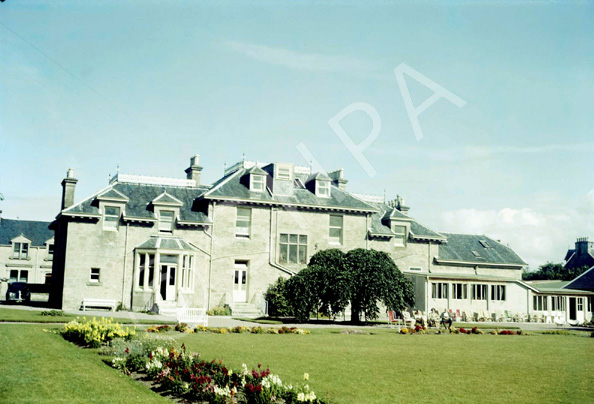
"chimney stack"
61,168,78,210
575,237,593,255
185,155,203,186
328,168,348,191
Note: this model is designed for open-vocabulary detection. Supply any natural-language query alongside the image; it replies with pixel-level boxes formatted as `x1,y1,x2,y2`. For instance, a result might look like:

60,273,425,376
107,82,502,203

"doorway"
233,261,248,303
160,264,176,301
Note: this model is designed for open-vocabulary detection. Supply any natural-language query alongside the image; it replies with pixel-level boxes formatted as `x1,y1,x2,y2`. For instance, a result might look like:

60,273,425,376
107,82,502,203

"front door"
233,262,247,302
569,297,577,321
160,264,176,301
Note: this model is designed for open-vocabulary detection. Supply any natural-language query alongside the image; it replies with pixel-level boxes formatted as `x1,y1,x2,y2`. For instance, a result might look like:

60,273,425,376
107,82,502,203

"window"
393,225,406,247
47,244,55,260
479,240,491,248
471,250,481,258
90,268,101,283
277,167,291,180
104,206,121,230
250,175,265,192
589,297,593,313
13,242,29,259
452,283,467,300
236,207,251,238
329,215,343,244
491,285,506,301
181,254,193,289
577,298,583,311
431,282,448,299
279,234,307,264
533,295,547,311
472,284,488,300
137,253,155,288
9,269,28,283
551,296,565,311
317,181,330,197
158,210,175,232
409,267,422,271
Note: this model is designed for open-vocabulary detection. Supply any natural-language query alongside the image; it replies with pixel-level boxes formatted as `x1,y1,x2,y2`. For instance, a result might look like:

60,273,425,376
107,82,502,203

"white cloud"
440,191,594,270
223,40,378,74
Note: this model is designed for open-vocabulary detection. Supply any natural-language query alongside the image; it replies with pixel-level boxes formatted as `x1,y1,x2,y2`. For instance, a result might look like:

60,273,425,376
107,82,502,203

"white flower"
303,372,309,381
297,392,305,402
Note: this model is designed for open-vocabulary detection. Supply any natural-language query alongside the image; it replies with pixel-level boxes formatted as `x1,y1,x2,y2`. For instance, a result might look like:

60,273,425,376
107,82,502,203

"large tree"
345,249,414,322
522,262,590,281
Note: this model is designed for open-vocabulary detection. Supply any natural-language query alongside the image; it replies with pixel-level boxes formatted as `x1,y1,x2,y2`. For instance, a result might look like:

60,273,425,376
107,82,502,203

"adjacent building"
0,218,54,297
48,156,594,323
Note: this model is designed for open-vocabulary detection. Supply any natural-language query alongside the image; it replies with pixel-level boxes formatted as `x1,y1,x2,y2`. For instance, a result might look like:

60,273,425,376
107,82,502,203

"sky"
0,0,593,270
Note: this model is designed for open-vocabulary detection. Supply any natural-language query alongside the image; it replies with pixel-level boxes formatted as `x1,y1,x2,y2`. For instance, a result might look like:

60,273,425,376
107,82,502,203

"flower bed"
109,339,327,403
61,317,135,348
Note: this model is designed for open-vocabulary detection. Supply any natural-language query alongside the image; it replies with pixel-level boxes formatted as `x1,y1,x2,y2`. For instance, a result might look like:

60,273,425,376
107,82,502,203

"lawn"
173,328,594,404
1,323,593,404
0,307,175,325
0,324,170,404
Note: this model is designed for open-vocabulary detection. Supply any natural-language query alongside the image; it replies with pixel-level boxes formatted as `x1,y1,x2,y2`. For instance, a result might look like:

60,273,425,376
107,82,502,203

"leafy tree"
264,277,292,317
345,249,414,323
522,262,590,281
307,249,350,319
284,267,319,322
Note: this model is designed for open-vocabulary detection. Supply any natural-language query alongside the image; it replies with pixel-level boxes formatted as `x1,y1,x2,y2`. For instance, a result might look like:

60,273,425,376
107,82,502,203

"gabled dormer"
96,188,129,231
306,172,332,198
11,234,31,260
241,166,268,192
382,204,413,247
150,191,183,233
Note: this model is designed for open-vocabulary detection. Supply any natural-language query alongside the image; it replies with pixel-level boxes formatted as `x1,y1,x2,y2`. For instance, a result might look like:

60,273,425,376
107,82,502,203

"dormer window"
250,175,265,192
316,181,331,198
393,225,406,247
158,210,175,233
13,242,29,259
103,206,121,230
277,167,291,181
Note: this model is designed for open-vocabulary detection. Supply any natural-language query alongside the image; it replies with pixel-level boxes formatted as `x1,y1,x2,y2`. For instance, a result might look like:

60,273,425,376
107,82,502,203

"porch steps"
233,302,262,318
156,302,178,317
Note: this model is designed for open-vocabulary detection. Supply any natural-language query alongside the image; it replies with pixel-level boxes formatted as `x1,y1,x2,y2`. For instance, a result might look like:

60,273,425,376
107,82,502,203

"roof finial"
116,164,120,174
383,189,387,203
223,162,227,173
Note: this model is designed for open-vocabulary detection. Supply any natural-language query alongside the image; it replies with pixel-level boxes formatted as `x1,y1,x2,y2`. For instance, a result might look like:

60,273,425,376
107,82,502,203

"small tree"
264,277,292,317
284,267,319,322
345,249,414,323
307,249,350,319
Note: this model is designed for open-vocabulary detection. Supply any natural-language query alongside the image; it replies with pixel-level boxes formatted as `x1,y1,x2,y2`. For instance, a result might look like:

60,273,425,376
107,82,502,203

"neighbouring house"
564,237,594,270
0,217,54,298
49,156,594,323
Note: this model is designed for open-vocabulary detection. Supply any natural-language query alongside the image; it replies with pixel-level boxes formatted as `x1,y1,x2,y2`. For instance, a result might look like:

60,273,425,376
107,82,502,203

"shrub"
251,326,264,334
61,317,135,348
206,305,232,316
175,323,188,332
264,277,293,317
147,325,171,333
542,330,570,335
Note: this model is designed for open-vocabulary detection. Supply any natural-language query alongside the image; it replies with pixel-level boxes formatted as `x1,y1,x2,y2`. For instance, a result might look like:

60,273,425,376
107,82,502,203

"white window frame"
472,284,488,300
533,295,548,311
316,181,331,198
551,296,565,311
103,205,121,231
9,269,28,283
89,268,101,283
329,215,343,245
180,254,194,290
279,233,308,265
13,242,29,259
235,207,251,238
250,175,266,192
158,210,175,233
577,298,584,312
452,283,467,300
431,282,448,299
490,285,506,301
276,166,292,181
393,225,407,247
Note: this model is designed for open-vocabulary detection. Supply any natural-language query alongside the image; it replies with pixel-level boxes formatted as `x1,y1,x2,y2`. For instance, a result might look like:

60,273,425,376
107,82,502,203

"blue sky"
1,0,593,269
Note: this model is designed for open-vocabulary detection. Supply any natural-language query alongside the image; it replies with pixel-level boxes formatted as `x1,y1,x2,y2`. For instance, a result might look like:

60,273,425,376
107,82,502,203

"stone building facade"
49,156,593,323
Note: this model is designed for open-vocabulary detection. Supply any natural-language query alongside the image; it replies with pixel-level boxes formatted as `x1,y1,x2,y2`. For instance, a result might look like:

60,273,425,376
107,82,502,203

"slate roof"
0,218,53,246
136,235,197,251
365,202,446,241
64,182,211,223
564,250,594,270
564,266,594,291
203,168,377,212
437,233,526,266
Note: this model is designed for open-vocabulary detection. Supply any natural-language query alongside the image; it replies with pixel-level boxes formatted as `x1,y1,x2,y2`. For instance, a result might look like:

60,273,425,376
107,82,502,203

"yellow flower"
303,373,309,381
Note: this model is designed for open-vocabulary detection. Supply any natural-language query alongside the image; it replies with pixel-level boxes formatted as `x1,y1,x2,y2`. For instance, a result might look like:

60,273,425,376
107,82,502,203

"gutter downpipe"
207,201,216,311
122,222,129,308
269,207,294,276
365,213,369,250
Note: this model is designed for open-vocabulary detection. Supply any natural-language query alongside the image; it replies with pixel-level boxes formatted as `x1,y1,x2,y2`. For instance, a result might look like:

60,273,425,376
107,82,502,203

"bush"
61,317,135,348
264,277,293,317
206,305,232,316
147,325,171,333
542,330,570,335
175,323,188,332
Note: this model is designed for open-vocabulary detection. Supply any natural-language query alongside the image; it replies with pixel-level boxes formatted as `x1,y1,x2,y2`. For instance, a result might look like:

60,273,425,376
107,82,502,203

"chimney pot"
61,169,78,210
185,155,203,186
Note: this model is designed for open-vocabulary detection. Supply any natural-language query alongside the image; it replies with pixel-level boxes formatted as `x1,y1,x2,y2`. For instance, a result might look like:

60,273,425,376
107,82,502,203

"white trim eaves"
123,215,157,223
203,169,245,198
206,196,377,213
96,187,130,202
60,212,101,219
433,257,524,269
61,184,113,215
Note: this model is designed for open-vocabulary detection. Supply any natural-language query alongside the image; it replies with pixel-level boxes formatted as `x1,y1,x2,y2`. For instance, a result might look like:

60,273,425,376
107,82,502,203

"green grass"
0,307,176,325
172,328,594,404
0,324,170,404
